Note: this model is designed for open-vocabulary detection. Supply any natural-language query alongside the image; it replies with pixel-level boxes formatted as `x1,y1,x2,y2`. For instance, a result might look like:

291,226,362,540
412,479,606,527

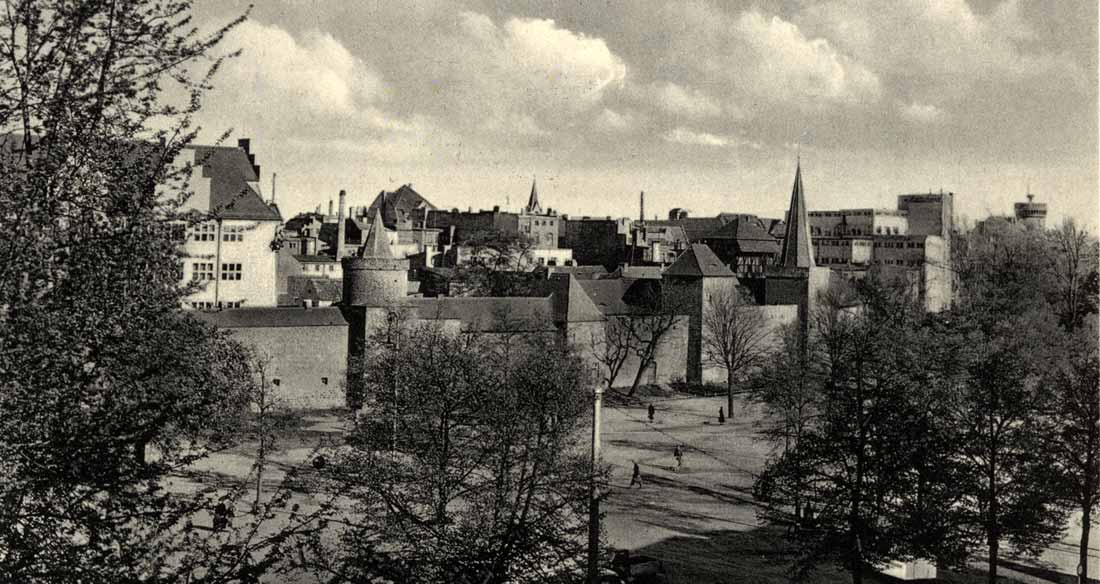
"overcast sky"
190,0,1097,228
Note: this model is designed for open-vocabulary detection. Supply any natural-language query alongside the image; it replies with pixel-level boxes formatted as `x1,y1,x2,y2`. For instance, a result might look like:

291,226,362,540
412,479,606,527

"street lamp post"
587,376,605,584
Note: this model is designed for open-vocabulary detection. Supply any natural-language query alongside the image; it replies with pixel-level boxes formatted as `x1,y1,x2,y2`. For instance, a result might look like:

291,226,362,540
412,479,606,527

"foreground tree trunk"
1080,501,1092,584
726,371,735,419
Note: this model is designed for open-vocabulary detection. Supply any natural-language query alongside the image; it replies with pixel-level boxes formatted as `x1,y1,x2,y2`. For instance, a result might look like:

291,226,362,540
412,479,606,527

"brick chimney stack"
337,190,347,259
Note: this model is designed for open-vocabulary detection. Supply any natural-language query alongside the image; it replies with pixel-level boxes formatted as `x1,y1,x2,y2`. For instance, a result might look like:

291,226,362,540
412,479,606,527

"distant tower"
1014,191,1047,230
342,208,408,307
639,191,646,223
524,178,543,215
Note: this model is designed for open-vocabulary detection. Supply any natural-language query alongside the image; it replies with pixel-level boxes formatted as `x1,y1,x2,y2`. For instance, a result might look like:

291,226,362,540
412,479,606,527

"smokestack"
337,190,347,259
640,191,645,223
271,172,277,205
328,199,334,218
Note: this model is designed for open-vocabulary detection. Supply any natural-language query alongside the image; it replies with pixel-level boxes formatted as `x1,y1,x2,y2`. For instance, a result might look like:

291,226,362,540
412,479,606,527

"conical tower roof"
360,208,394,259
778,162,815,269
525,178,543,214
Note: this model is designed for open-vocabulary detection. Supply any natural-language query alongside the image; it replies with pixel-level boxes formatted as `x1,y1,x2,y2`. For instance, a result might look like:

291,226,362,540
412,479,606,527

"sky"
188,0,1098,229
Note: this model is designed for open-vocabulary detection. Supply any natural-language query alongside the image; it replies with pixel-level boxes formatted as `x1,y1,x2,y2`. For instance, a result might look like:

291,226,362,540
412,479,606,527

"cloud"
650,82,724,118
594,108,637,132
445,12,627,130
730,11,882,106
218,21,386,116
898,101,945,123
663,127,731,147
798,0,1085,92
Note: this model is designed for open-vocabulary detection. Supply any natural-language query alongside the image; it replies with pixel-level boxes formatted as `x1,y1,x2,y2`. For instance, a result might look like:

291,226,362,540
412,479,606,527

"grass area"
185,392,1093,583
596,387,1092,584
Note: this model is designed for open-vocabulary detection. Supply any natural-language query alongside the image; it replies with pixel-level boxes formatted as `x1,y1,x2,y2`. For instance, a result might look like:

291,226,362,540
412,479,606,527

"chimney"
271,172,277,205
640,191,645,222
237,138,250,153
328,199,334,218
337,190,347,259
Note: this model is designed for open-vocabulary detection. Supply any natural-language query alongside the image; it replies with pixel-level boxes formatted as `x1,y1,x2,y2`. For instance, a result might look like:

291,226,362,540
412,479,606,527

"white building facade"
179,139,282,309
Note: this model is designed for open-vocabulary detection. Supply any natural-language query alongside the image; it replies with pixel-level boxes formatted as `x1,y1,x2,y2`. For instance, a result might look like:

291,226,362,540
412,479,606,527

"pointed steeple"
525,178,542,214
360,207,394,259
778,161,815,269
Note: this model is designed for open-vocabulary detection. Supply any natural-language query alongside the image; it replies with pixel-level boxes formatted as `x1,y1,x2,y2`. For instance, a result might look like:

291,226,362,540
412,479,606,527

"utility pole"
587,375,605,584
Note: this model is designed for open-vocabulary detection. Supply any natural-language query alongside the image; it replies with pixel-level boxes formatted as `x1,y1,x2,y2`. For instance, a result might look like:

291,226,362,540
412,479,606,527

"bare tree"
1047,219,1099,331
324,322,595,583
247,352,291,507
590,317,635,388
1049,319,1100,584
702,285,773,417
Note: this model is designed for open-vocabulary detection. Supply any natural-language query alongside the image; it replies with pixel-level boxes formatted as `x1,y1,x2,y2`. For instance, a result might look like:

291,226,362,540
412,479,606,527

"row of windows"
222,263,242,280
875,241,924,249
305,263,337,273
222,225,245,242
188,262,246,281
189,301,242,309
876,226,902,235
815,257,923,267
192,262,215,281
187,223,248,242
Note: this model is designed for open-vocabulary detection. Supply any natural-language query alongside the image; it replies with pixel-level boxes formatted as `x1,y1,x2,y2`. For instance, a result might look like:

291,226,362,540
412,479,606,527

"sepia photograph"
0,1,1096,583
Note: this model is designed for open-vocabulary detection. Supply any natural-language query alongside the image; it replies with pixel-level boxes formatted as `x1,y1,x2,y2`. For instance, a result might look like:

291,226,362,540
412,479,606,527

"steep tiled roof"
305,278,342,302
367,184,436,227
664,244,735,277
284,212,325,232
187,145,281,222
192,307,348,328
648,217,732,240
714,217,781,254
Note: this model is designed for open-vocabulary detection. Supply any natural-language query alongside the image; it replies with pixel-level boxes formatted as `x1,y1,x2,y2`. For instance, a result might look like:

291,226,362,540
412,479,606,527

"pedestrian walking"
629,461,643,488
647,403,655,423
718,406,725,425
674,445,683,472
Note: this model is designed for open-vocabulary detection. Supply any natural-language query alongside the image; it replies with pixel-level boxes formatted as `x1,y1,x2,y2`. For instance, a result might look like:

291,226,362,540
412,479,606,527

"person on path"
674,445,683,472
718,406,726,425
647,403,655,423
629,461,643,488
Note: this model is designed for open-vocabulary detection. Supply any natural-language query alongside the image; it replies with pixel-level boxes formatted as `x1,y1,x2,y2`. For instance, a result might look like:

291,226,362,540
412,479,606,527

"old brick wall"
227,324,349,410
567,317,689,389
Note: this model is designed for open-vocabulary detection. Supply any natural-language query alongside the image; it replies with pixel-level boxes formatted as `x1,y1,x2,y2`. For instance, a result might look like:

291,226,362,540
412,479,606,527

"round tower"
343,208,408,307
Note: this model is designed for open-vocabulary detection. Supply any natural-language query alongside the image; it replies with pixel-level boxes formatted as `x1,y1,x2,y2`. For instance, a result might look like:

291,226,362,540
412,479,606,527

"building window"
192,262,215,281
190,222,216,242
328,264,335,272
221,263,242,281
222,225,244,242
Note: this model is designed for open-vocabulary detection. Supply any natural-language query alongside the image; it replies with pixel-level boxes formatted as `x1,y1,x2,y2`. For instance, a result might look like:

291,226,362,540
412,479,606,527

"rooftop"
191,307,348,328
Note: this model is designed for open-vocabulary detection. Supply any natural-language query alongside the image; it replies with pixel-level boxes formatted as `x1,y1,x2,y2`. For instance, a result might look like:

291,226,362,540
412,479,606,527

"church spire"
525,178,542,214
778,161,816,269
